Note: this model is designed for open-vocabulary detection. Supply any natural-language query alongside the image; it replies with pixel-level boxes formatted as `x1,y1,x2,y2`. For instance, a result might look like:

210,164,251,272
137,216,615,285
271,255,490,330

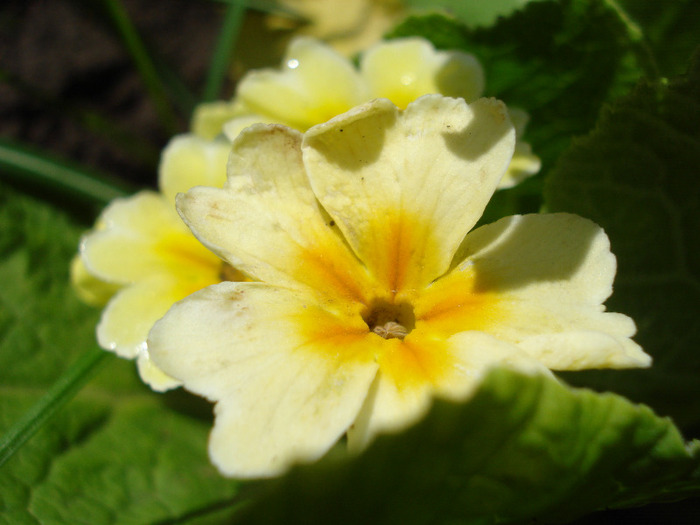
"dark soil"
0,0,228,187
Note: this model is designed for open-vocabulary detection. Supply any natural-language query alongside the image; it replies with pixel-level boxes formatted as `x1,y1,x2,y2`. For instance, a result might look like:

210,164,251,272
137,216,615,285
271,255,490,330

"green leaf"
614,0,700,78
0,392,242,525
236,368,700,525
0,348,109,469
545,50,700,431
0,183,241,523
402,0,545,29
202,1,247,102
0,185,116,388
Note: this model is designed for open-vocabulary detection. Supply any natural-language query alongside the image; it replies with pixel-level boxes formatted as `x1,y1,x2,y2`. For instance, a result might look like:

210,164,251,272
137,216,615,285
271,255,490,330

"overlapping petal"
360,37,484,109
149,281,380,478
347,332,552,450
70,255,120,307
235,37,367,131
216,37,539,191
303,95,515,293
191,100,242,140
158,135,230,205
79,191,223,389
500,108,541,188
418,213,650,369
82,192,220,286
178,123,379,306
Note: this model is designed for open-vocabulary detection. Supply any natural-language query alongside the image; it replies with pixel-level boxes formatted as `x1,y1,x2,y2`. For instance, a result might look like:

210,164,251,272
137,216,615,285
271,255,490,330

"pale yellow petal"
303,95,515,293
454,213,617,305
419,213,651,370
158,134,230,205
499,141,541,189
222,113,277,143
517,329,650,369
348,331,550,450
97,277,198,359
136,349,181,392
190,101,241,139
498,108,540,189
235,37,366,130
508,107,530,138
70,254,121,306
148,282,380,478
82,192,221,285
177,124,378,305
361,37,484,109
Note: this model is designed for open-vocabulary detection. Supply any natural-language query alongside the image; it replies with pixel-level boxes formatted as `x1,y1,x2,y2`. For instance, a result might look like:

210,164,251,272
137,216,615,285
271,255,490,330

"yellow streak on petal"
294,299,464,397
414,264,505,338
289,211,506,396
154,232,223,296
376,334,454,393
294,305,378,364
290,225,379,305
364,210,443,297
295,248,368,304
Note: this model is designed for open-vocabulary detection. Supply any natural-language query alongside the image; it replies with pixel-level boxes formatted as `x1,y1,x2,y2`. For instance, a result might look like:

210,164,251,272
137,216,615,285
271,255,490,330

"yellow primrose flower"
74,135,232,391
193,36,539,189
149,95,650,478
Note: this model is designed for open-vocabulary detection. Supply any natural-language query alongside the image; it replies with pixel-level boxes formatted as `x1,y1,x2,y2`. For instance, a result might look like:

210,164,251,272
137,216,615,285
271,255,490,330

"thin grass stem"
101,0,182,132
0,349,112,468
202,1,247,102
0,138,132,206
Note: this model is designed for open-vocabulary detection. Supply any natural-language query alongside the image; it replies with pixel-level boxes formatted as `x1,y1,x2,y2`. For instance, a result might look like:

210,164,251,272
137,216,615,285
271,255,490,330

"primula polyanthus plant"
194,36,540,188
74,36,540,390
147,95,650,478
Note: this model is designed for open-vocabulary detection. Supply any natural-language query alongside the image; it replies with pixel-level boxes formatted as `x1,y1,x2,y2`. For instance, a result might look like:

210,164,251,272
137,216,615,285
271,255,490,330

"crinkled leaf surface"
616,0,700,78
235,368,700,525
0,183,240,524
545,51,700,434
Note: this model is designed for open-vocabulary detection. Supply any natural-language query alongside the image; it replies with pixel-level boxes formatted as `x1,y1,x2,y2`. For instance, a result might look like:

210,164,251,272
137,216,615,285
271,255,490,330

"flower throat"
362,298,415,340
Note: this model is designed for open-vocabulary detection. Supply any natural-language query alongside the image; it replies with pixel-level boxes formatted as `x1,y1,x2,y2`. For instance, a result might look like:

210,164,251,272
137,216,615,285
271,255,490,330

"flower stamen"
372,321,409,340
362,298,415,341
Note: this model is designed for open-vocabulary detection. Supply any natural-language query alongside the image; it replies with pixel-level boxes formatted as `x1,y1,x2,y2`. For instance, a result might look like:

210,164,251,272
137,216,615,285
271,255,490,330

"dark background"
0,0,292,189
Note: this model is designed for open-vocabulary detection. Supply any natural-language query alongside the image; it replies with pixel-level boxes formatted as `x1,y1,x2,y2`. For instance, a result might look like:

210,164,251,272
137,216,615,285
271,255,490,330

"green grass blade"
202,0,247,102
154,56,199,116
101,0,182,133
0,138,131,206
0,348,112,468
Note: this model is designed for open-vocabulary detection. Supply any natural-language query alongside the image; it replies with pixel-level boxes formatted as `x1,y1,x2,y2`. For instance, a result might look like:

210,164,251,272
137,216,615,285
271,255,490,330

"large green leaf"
234,368,700,525
0,183,240,523
545,50,700,432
